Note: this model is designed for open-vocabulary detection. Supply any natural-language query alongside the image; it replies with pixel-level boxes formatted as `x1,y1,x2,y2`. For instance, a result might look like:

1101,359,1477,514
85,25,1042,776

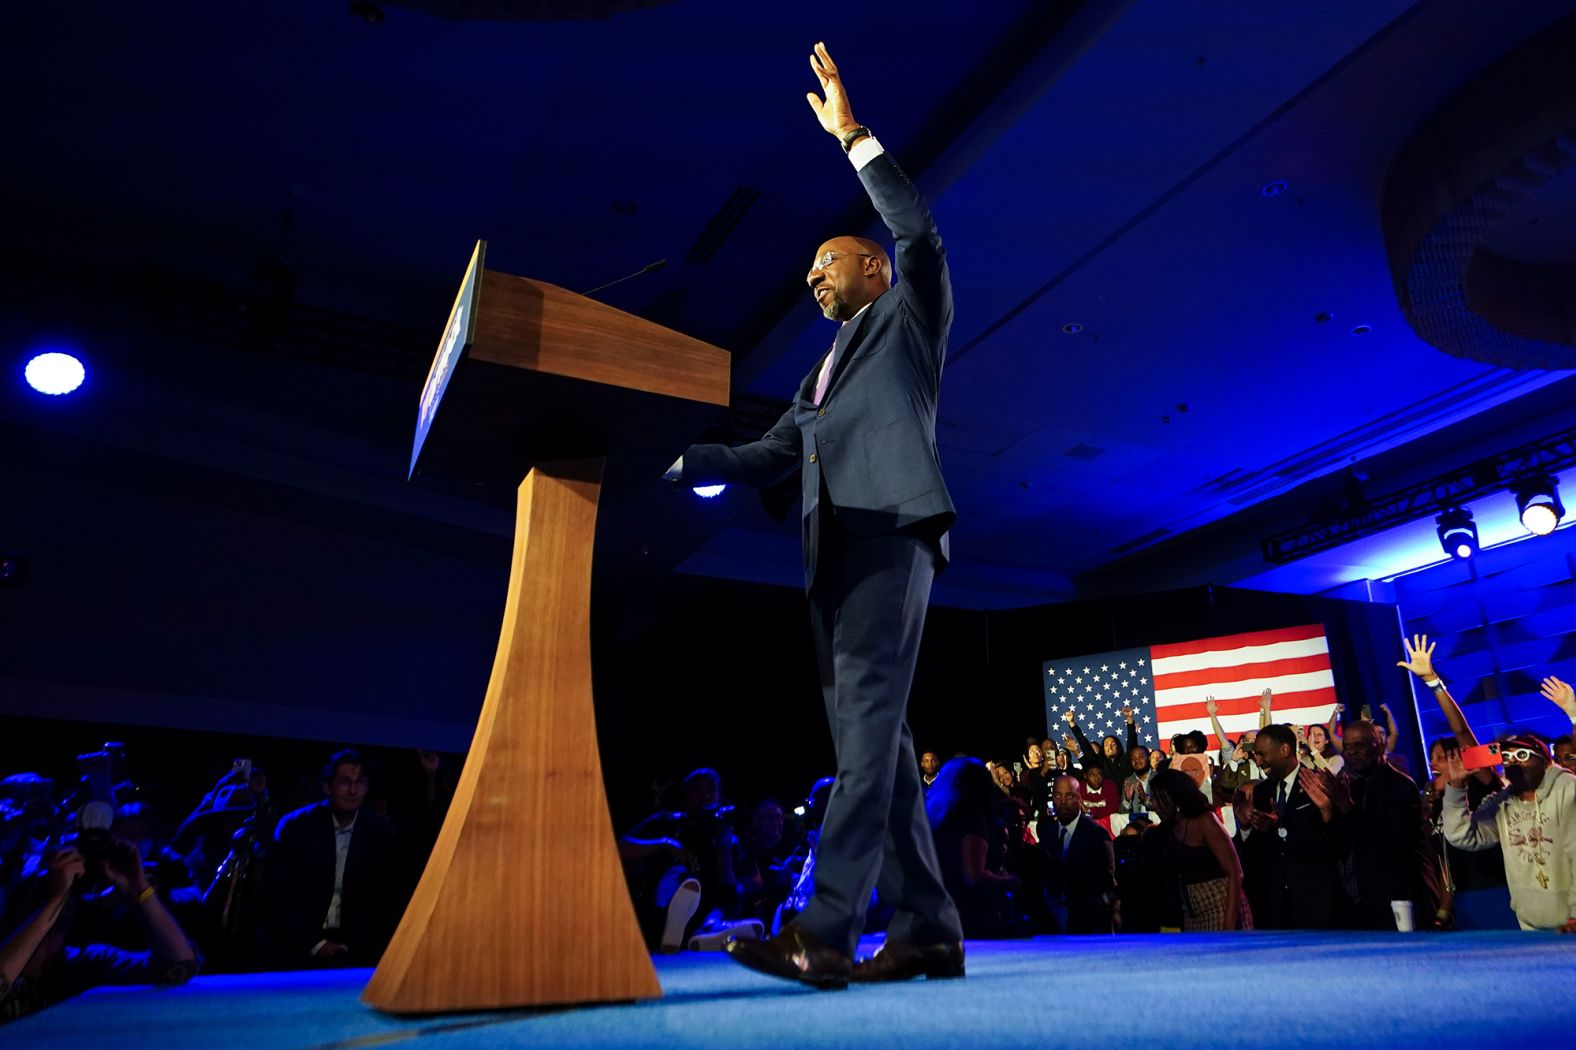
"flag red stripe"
1151,653,1332,691
1150,624,1326,660
1149,695,1263,719
1157,687,1337,725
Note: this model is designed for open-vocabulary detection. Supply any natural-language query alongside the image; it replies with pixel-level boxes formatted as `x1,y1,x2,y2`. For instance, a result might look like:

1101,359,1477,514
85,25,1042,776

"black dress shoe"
850,940,965,982
724,925,851,990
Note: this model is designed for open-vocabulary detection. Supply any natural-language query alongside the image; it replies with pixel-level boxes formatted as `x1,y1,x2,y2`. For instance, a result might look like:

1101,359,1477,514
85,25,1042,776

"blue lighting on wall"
24,351,86,396
691,484,726,499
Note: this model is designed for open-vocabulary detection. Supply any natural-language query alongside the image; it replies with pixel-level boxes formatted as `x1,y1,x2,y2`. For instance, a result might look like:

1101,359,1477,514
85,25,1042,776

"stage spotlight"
1435,507,1478,560
1513,474,1564,536
691,484,726,499
24,352,85,396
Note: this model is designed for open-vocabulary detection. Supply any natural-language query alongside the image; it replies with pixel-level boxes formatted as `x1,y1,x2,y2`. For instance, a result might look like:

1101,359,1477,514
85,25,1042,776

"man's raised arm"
806,43,951,340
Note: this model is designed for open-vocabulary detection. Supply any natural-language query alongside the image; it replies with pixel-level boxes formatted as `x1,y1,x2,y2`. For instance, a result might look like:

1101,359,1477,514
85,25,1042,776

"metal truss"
1260,423,1576,564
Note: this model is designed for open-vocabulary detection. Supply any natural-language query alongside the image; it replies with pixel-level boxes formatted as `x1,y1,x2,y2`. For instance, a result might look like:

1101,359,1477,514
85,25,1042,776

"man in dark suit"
1043,775,1117,934
1338,720,1440,929
1244,725,1348,929
672,43,962,988
265,750,400,966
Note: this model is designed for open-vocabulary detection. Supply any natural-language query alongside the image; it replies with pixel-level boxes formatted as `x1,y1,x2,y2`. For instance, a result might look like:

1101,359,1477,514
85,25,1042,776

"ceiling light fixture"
24,352,86,396
1512,474,1564,536
1261,179,1288,198
1435,507,1478,560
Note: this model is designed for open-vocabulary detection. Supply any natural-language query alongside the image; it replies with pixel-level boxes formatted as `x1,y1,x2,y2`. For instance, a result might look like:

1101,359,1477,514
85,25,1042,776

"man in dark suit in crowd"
1336,720,1440,929
266,749,399,966
1043,775,1117,934
671,43,962,989
1243,725,1348,929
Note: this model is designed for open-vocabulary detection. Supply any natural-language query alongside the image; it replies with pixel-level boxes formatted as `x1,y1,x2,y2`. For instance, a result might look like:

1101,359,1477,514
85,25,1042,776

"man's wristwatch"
840,125,872,153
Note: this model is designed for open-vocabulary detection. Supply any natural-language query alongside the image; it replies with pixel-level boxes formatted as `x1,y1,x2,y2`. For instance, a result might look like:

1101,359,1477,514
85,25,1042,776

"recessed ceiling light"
1261,180,1288,198
1350,324,1372,336
24,352,86,396
1061,323,1083,334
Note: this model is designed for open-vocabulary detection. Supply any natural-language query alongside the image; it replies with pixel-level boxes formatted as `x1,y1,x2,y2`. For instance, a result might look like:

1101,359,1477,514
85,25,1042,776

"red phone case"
1461,742,1501,770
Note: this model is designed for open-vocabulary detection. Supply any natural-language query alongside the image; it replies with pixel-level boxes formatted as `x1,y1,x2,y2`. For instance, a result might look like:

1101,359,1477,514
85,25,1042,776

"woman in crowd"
1146,768,1250,931
1301,724,1345,775
1064,710,1127,784
925,759,1027,938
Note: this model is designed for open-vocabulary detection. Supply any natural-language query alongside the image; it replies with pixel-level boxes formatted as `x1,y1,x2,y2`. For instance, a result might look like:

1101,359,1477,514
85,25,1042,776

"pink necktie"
815,331,847,406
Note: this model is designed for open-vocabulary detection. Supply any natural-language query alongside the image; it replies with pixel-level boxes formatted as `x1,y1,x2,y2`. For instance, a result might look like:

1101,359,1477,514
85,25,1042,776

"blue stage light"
691,484,726,499
24,352,86,395
1436,507,1478,560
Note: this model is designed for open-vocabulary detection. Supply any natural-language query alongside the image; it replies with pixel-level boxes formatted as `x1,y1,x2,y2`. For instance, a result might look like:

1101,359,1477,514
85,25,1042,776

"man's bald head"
807,236,892,321
1342,720,1383,775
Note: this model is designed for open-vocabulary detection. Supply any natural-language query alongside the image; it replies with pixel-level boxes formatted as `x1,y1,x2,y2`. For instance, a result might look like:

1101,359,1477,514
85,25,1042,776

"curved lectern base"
363,459,660,1013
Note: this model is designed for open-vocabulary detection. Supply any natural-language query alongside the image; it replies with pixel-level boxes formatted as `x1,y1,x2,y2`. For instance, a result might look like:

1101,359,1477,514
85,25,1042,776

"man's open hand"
1397,634,1437,679
806,42,859,138
1540,676,1576,720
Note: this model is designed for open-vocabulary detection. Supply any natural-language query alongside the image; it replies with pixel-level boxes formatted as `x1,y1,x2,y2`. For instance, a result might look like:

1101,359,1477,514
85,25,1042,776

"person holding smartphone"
1440,731,1576,932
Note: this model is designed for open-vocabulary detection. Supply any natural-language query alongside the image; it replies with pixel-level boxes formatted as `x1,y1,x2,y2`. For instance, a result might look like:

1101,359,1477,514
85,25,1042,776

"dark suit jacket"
1346,762,1440,928
1249,772,1347,929
266,801,400,964
1043,816,1116,933
682,149,954,589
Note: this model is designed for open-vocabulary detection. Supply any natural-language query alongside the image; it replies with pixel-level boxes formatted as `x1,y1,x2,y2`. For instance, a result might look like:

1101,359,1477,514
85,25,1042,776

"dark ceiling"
4,0,1576,609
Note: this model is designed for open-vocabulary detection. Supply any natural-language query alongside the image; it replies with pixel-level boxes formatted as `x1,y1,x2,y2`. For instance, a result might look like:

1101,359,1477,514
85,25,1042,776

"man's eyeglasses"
810,250,874,273
1498,747,1542,763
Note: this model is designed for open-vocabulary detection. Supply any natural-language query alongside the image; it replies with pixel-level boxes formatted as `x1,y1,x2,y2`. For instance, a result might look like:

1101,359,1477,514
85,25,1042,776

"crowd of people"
911,635,1576,938
622,636,1576,948
0,746,448,1022
5,634,1575,1022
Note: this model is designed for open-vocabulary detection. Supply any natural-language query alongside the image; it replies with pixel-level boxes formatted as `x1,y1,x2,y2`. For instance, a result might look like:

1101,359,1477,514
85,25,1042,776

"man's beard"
1505,766,1539,793
821,296,850,321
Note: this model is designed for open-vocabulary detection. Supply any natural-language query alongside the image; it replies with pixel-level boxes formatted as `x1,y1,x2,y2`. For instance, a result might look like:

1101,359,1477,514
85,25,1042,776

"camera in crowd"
55,800,117,891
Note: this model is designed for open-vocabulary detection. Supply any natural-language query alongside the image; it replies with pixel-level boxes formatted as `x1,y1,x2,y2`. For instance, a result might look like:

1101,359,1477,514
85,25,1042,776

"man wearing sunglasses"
1442,732,1576,932
671,43,962,987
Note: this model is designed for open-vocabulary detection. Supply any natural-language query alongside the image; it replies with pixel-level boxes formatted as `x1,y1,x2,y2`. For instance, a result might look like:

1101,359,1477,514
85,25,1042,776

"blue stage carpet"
12,933,1576,1049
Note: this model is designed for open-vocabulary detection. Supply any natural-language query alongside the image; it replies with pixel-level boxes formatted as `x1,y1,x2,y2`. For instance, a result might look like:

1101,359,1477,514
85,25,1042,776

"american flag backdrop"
1043,624,1339,752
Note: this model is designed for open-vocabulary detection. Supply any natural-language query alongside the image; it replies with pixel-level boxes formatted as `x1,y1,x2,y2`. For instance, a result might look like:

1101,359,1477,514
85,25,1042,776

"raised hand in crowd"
1258,687,1273,728
1378,703,1399,755
1396,634,1437,679
1440,749,1469,790
1398,633,1482,749
1121,706,1135,726
1541,676,1576,723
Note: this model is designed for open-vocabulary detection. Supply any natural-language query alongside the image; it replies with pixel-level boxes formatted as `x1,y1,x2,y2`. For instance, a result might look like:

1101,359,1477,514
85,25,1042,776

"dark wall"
0,425,506,751
590,575,989,829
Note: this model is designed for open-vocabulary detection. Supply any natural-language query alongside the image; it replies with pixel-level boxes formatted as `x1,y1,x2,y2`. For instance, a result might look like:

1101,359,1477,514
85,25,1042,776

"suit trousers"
794,502,963,958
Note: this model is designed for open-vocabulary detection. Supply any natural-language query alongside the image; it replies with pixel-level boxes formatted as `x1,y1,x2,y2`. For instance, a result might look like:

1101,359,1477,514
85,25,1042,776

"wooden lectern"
362,242,729,1014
